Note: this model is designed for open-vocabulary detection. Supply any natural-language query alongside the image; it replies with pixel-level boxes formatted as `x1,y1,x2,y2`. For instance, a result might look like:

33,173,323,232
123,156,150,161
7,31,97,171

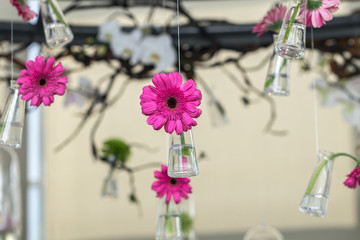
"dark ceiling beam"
0,14,359,52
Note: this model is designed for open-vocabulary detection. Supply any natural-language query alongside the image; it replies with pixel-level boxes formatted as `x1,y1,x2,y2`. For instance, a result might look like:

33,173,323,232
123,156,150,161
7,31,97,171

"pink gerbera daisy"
140,72,202,135
344,167,360,189
10,0,37,21
253,5,287,37
17,56,68,107
301,0,340,28
151,165,192,204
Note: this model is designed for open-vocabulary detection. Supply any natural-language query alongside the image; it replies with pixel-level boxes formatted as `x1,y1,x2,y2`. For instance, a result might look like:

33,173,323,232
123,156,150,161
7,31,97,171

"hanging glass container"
0,81,26,149
156,198,183,240
275,0,307,59
40,0,74,48
299,150,334,217
101,167,118,198
0,147,22,239
264,35,291,96
243,225,284,240
168,130,199,178
180,196,196,240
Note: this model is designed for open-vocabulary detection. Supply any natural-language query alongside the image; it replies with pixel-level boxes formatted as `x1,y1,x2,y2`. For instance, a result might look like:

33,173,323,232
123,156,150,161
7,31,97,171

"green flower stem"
264,58,288,88
165,203,173,233
180,133,190,156
305,153,360,195
282,0,304,44
48,0,67,26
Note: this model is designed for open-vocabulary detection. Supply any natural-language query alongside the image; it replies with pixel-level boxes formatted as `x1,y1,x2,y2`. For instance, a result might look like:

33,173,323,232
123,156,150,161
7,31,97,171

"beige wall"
1,1,360,239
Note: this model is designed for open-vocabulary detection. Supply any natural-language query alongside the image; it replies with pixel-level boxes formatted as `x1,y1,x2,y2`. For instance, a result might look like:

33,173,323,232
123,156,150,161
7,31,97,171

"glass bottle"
0,147,22,239
101,167,118,199
264,35,291,96
0,81,26,149
275,0,307,59
299,150,334,217
168,130,199,178
180,196,196,240
156,198,183,240
40,0,74,48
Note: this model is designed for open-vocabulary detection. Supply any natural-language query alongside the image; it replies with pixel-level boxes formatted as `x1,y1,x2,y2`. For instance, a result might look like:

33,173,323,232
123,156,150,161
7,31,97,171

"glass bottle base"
167,169,199,178
263,87,289,96
45,22,74,48
298,194,329,218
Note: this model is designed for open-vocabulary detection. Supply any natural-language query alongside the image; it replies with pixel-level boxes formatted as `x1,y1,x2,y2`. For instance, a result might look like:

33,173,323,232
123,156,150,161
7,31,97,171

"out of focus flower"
300,0,340,28
253,5,287,36
132,33,176,71
111,29,142,60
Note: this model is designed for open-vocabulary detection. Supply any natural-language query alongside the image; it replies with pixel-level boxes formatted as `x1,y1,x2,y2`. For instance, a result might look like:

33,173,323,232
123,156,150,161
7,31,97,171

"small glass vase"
0,81,26,149
275,0,307,59
180,197,196,240
299,150,334,217
168,130,199,178
243,225,284,240
264,35,291,96
40,0,74,48
0,147,22,239
156,198,183,240
101,167,118,198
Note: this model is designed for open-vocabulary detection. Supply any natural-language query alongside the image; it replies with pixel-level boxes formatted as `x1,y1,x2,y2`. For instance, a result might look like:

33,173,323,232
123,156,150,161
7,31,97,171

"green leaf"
101,138,131,164
48,0,67,26
180,212,193,236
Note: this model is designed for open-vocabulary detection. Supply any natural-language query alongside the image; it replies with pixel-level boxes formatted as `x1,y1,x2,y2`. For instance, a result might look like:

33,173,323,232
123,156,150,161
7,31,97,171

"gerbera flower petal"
344,167,360,189
152,73,166,89
142,102,158,115
165,120,176,134
153,116,167,130
175,119,183,135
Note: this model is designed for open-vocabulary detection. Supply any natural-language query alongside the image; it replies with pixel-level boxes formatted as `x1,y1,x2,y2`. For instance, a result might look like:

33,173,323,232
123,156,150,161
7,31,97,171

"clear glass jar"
168,130,199,178
275,0,307,59
299,150,334,217
40,0,74,48
0,81,26,149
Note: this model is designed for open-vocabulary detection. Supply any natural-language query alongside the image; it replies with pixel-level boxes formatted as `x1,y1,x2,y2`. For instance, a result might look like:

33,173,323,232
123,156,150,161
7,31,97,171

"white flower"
132,33,176,72
110,29,142,60
97,20,121,43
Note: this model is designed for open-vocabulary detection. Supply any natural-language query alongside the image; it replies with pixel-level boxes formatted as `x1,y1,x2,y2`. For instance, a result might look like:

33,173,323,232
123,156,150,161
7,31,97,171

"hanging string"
310,26,320,154
11,10,14,81
176,0,181,73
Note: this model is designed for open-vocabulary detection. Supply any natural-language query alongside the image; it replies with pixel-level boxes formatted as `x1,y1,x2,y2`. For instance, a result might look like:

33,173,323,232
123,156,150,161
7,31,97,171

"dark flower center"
166,97,178,109
169,178,178,186
39,78,47,87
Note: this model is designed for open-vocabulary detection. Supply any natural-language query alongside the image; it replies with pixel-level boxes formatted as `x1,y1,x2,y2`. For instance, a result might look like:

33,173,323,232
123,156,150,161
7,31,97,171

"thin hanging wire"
176,0,181,73
11,10,14,81
310,26,320,154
